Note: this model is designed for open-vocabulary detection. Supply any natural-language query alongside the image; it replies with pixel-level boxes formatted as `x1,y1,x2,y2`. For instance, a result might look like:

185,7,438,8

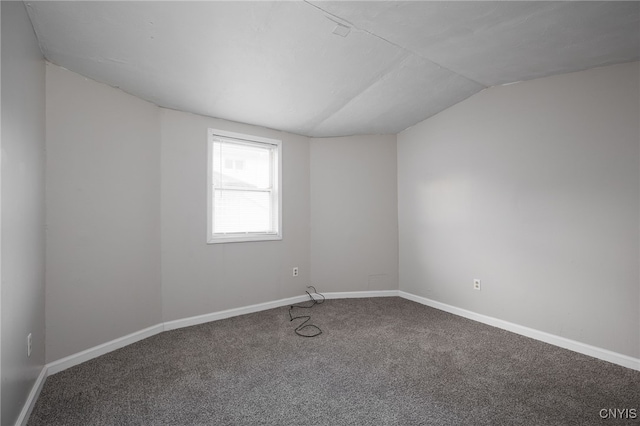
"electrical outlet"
27,333,32,357
473,279,481,291
293,267,299,277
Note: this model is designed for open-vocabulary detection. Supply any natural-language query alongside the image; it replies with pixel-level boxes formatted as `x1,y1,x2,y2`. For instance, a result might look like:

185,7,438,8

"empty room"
2,1,639,425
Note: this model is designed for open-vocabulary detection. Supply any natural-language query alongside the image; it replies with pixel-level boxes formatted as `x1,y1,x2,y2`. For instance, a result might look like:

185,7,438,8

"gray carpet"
28,297,639,425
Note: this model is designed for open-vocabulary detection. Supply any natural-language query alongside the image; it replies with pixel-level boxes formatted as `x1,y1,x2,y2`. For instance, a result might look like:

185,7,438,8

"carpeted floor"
28,297,639,425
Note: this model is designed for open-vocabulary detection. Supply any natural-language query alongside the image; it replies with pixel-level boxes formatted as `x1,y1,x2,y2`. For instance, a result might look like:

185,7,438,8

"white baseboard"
44,290,640,375
162,291,399,332
47,324,164,375
321,290,399,299
398,291,640,371
24,289,638,425
46,294,313,382
15,366,47,426
163,294,311,331
43,291,399,380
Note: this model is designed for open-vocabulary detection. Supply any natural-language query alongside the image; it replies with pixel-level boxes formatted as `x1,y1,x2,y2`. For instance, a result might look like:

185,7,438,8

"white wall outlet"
27,333,32,357
293,267,299,277
473,279,481,291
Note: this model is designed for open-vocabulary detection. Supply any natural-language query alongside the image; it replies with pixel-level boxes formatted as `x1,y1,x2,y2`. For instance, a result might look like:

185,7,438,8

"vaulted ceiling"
26,1,639,137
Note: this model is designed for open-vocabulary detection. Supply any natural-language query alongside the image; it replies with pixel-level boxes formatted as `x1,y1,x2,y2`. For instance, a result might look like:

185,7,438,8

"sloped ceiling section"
26,1,639,137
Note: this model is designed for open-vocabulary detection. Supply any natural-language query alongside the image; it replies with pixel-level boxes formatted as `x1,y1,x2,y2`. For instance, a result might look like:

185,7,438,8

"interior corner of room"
2,1,639,425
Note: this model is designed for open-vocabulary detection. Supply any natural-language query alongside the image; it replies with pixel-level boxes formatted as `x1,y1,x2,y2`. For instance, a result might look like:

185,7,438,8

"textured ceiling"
26,1,640,137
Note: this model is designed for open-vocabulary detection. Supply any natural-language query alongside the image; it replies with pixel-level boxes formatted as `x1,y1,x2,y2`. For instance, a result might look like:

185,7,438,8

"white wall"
1,2,46,424
1,2,3,416
310,135,398,292
398,62,640,358
44,64,312,363
43,76,399,362
160,109,310,321
45,64,162,362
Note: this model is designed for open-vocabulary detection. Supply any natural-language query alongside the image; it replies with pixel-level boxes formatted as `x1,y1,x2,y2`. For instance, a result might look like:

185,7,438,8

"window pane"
213,189,272,234
212,140,271,189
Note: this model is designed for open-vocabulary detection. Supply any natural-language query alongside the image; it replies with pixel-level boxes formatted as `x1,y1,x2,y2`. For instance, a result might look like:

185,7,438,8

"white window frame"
207,128,282,244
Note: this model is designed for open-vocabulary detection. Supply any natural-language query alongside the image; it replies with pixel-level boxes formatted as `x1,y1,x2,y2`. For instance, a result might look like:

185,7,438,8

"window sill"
207,233,282,244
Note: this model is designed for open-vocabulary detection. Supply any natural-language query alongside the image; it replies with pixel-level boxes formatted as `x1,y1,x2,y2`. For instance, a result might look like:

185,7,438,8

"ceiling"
25,1,639,138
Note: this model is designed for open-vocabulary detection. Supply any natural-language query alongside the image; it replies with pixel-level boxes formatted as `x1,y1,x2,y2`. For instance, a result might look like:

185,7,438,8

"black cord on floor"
289,286,325,337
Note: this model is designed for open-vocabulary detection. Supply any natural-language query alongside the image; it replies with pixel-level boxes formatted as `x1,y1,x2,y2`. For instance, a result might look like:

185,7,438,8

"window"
207,129,282,244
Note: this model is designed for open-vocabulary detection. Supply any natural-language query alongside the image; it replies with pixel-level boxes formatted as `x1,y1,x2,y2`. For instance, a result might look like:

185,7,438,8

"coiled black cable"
288,286,325,337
